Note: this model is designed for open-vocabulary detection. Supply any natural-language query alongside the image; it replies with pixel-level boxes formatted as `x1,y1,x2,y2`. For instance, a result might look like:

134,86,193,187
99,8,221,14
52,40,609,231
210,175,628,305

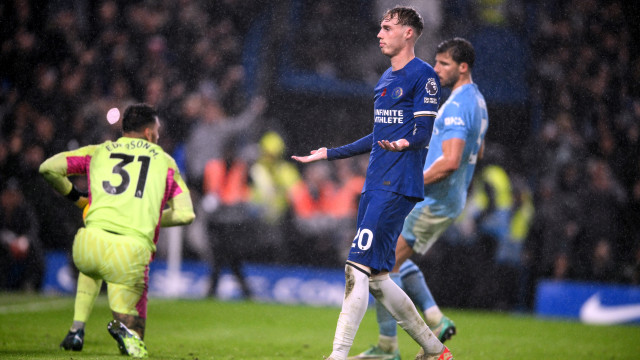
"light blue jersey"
417,83,489,218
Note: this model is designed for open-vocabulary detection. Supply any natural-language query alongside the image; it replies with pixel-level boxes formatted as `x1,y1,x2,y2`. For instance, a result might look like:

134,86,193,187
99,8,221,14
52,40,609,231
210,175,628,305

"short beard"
442,75,458,88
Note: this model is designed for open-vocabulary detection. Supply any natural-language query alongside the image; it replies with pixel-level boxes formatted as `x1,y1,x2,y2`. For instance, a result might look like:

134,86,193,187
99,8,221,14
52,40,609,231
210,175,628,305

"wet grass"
0,293,638,359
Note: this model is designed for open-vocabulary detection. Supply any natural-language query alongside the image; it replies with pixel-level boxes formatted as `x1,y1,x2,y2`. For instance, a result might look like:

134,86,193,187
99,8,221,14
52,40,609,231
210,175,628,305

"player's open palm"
378,139,409,152
291,147,328,163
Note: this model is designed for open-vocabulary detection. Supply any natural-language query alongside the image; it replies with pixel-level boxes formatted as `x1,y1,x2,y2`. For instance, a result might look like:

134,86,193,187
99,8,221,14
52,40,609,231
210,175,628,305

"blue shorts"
347,190,418,273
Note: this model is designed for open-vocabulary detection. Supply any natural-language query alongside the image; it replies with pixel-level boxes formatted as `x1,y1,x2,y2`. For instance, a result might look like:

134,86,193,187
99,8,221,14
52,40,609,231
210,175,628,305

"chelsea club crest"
391,87,403,99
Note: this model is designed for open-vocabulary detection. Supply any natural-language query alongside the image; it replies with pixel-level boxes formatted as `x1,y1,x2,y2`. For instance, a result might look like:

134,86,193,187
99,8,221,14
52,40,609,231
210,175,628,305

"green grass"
0,293,639,359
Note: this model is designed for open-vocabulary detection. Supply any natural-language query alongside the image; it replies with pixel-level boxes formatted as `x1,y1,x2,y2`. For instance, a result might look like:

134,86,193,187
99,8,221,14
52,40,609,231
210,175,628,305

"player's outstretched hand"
291,147,328,163
378,139,409,152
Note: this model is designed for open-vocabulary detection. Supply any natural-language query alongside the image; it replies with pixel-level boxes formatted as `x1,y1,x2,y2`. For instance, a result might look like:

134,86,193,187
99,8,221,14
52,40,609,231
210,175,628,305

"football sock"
330,263,371,360
73,273,102,325
425,306,445,330
378,334,398,353
369,273,444,356
400,260,442,326
376,299,398,338
401,260,436,310
375,272,402,339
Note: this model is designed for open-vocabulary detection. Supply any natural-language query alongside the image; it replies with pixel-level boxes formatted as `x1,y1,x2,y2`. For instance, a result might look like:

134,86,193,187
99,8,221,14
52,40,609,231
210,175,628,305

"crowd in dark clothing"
1,1,638,311
523,0,640,287
415,0,640,311
0,0,272,290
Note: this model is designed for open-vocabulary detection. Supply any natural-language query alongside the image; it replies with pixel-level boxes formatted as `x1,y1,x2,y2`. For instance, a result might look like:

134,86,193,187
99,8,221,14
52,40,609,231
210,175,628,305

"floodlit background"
1,0,639,326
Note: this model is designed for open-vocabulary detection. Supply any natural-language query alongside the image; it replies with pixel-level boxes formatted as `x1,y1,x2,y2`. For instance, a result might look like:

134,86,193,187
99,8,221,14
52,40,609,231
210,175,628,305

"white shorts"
400,205,456,255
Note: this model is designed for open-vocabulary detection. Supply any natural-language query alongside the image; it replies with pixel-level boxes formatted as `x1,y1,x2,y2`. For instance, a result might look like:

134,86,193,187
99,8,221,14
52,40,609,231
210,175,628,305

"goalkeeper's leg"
60,273,102,351
73,272,102,328
105,281,149,358
104,272,149,358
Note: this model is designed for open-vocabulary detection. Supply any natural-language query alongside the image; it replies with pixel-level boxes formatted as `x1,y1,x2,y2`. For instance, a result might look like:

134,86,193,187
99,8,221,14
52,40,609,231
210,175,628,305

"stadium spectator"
0,178,44,291
185,95,265,190
331,158,366,261
572,158,626,282
288,162,341,266
249,131,301,258
201,138,256,298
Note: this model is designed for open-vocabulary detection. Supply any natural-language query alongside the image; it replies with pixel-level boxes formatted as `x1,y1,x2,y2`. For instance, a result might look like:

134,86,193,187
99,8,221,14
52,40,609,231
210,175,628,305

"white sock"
424,306,444,328
330,264,371,360
71,321,85,332
378,334,398,352
369,274,444,356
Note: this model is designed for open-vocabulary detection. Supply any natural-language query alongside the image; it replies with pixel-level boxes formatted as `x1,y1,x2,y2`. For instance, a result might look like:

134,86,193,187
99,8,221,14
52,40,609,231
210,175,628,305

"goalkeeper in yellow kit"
40,104,195,358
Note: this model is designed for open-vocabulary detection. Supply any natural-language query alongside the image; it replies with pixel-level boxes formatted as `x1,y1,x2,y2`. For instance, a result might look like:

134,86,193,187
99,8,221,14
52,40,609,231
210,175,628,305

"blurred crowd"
0,0,370,292
413,0,640,311
1,0,638,312
524,0,640,291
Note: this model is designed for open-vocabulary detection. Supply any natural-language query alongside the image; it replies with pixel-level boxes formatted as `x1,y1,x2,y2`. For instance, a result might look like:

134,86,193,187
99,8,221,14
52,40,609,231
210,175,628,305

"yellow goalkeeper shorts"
72,227,152,318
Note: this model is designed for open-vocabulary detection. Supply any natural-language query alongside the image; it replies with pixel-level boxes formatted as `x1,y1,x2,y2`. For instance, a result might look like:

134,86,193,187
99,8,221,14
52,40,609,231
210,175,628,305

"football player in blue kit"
292,6,452,360
351,38,489,360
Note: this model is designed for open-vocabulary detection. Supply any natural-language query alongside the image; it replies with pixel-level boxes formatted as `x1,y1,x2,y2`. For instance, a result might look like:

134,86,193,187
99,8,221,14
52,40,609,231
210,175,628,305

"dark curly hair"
121,104,158,133
436,37,476,69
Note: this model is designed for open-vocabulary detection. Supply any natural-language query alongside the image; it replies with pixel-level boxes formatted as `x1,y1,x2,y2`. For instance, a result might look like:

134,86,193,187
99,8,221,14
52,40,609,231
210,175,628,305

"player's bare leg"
108,311,148,358
112,312,146,339
392,235,414,273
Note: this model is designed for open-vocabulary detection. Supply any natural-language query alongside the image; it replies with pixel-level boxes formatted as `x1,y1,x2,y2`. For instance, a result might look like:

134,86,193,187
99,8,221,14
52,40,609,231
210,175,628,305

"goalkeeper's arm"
160,162,195,227
161,191,195,227
39,150,91,209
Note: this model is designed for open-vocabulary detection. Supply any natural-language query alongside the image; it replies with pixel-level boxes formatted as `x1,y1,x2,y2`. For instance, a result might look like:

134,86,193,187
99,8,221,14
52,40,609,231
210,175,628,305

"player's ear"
405,27,414,40
459,62,469,74
143,127,153,142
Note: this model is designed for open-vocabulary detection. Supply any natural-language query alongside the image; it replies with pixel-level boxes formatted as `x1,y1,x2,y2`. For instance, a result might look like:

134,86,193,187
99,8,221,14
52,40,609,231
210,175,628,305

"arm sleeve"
160,164,196,227
405,67,440,150
404,114,435,150
161,192,196,226
326,133,373,160
38,146,96,197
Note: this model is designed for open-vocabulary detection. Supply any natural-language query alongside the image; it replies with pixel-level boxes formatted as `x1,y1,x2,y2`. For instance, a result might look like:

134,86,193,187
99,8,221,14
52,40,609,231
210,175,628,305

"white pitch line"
0,298,73,314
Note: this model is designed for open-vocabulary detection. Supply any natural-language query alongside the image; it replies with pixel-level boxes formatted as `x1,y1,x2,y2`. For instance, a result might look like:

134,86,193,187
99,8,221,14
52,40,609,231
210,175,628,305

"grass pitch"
0,293,638,359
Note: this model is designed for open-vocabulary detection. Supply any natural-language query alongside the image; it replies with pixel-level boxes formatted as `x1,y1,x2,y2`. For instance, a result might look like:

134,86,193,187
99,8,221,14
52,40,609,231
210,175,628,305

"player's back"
421,83,489,218
85,137,174,250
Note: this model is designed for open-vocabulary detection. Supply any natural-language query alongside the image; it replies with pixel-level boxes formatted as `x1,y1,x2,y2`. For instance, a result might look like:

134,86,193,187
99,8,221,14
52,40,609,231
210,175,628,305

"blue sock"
400,259,437,312
375,272,403,337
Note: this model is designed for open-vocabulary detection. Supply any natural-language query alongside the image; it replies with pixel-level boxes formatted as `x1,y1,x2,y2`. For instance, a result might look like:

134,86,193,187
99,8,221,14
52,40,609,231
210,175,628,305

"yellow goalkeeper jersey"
40,137,195,252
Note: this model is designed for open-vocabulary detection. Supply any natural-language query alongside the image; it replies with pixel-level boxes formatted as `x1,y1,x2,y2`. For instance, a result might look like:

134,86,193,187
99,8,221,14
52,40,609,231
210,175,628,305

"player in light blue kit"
292,7,453,360
351,38,489,360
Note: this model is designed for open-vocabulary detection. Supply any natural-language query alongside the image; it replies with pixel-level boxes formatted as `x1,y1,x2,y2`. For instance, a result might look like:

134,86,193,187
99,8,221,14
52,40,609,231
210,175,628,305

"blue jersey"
328,57,440,199
417,83,489,218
